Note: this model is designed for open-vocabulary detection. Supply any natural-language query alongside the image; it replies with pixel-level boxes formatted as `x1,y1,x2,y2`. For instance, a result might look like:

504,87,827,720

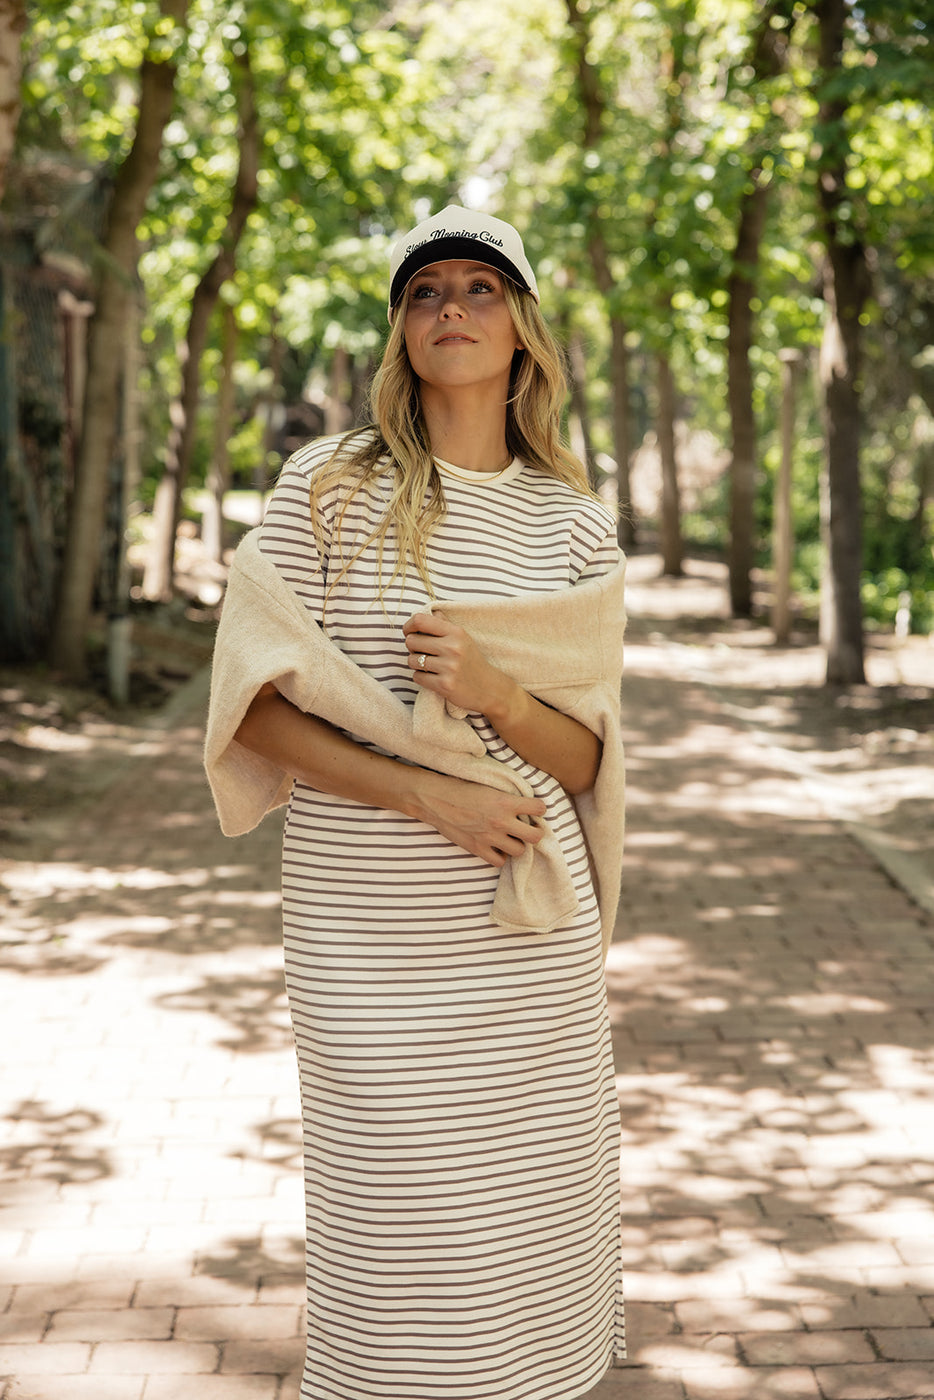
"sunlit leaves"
21,0,188,160
15,0,932,608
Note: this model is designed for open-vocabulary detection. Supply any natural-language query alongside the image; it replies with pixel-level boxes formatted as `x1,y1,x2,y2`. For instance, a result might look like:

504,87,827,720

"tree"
646,0,699,578
0,0,25,203
201,299,237,563
48,0,190,679
142,40,258,601
565,0,635,546
813,0,870,684
725,1,792,617
0,0,27,661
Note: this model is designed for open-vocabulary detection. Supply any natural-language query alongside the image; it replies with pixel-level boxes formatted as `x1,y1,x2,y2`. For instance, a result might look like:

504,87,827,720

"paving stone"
868,1327,934,1361
814,1361,934,1398
895,1237,934,1265
633,1335,739,1370
0,1315,46,1345
0,1342,91,1374
218,1337,304,1374
3,1379,144,1400
88,1341,219,1374
142,1380,279,1400
133,1276,258,1308
8,1279,135,1313
585,1368,687,1399
738,1330,877,1365
800,1295,930,1329
679,1368,822,1399
46,1308,174,1342
675,1299,803,1334
174,1304,302,1341
622,1302,679,1340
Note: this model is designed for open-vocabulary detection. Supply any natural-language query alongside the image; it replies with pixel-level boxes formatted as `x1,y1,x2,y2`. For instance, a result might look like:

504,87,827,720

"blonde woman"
205,206,627,1400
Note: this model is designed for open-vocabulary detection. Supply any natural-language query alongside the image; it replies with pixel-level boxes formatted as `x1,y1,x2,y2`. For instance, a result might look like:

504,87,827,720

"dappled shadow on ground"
0,1099,113,1186
606,655,934,1390
195,1231,305,1290
157,969,294,1054
234,1116,305,1175
0,849,283,976
2,551,933,1396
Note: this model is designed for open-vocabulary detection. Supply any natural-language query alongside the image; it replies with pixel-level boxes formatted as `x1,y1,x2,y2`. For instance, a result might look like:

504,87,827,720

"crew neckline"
433,455,524,486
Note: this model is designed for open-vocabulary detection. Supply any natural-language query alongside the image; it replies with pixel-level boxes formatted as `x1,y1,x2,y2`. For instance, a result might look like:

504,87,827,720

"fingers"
402,612,449,639
403,614,449,677
416,770,549,868
495,805,547,851
408,648,433,676
481,815,545,865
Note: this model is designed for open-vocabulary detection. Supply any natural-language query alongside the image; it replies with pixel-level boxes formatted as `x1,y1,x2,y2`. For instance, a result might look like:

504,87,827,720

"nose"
439,292,466,319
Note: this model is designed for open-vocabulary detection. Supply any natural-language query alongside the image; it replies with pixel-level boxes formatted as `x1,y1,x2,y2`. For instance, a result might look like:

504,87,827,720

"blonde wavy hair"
309,279,600,601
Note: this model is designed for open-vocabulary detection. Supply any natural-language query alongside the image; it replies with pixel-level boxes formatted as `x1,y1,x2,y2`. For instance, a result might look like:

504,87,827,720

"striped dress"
258,436,625,1400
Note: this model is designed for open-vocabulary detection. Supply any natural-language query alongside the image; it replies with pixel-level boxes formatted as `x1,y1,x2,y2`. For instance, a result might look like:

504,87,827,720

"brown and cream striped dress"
258,435,625,1400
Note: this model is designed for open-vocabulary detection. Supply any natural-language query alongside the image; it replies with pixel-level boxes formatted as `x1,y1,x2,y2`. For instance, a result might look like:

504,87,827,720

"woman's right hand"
235,686,546,866
410,770,547,867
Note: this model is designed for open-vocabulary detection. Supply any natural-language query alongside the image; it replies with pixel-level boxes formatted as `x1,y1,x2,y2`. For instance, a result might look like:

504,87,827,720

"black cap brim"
388,236,531,311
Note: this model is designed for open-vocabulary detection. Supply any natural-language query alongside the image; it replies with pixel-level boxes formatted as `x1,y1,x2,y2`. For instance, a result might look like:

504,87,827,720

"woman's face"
402,260,522,395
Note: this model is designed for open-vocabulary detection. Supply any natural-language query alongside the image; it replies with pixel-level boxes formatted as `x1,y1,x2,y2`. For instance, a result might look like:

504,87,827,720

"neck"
419,383,510,474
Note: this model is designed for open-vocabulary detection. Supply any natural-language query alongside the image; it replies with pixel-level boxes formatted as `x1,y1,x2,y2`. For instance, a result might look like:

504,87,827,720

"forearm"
235,684,424,816
484,679,601,796
232,683,548,866
403,611,603,796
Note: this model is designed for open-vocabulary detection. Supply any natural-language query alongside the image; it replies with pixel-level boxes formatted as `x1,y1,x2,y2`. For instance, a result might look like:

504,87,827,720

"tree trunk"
912,439,932,540
143,45,259,601
607,313,634,544
727,177,769,617
772,349,802,644
566,332,595,481
253,318,284,512
0,0,26,203
815,0,868,685
48,0,190,679
657,349,683,576
565,0,635,547
201,301,238,564
349,357,372,425
107,293,142,705
645,4,692,571
726,2,791,618
325,345,354,436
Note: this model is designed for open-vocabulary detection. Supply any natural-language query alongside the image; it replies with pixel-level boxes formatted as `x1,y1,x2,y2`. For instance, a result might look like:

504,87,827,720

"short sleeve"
569,503,621,585
257,439,342,618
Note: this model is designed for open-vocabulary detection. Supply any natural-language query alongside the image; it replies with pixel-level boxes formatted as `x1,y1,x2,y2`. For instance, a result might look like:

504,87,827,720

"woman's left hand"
403,611,513,718
403,609,601,795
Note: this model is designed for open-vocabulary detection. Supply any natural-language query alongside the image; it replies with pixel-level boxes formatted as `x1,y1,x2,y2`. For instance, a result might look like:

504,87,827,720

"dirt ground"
0,604,218,844
1,546,932,887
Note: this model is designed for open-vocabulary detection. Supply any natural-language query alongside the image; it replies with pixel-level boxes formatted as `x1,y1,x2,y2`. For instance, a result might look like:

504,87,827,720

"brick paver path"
2,557,933,1400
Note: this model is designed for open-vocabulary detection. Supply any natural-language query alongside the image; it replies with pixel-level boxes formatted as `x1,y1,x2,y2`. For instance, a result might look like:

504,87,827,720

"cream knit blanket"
204,528,626,955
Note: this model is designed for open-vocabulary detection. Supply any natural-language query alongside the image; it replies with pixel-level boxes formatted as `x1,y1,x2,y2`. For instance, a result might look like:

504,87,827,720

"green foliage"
12,0,934,633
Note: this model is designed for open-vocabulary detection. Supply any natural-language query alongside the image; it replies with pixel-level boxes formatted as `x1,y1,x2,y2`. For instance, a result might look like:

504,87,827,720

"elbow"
563,771,597,797
234,683,281,755
564,739,602,796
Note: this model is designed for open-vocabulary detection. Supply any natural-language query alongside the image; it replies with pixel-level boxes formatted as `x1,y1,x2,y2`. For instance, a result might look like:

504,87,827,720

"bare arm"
234,684,546,868
402,614,601,795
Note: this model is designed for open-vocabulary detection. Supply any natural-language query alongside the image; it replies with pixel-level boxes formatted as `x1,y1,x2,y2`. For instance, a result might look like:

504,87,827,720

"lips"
434,333,477,344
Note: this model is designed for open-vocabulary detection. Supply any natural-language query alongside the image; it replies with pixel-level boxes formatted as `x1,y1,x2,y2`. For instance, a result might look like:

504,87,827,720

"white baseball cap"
388,205,540,315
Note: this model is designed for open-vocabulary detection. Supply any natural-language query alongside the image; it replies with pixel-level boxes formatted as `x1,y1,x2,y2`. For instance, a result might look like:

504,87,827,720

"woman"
205,205,627,1400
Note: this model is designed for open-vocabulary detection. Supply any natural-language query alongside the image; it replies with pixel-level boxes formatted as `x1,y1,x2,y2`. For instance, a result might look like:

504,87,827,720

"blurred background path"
2,554,933,1400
